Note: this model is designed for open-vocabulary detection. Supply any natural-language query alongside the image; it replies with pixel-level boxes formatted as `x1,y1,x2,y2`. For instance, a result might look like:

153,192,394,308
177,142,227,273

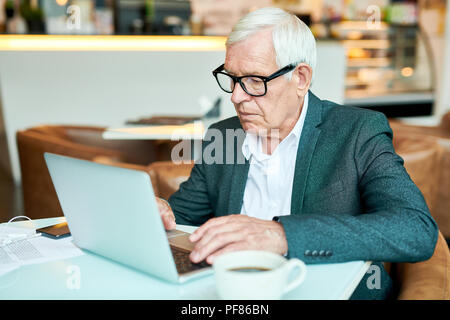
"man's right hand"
156,197,176,230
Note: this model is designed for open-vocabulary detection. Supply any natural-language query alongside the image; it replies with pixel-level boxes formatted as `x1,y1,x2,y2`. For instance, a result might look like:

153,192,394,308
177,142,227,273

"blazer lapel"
290,91,323,215
224,119,250,214
227,160,250,214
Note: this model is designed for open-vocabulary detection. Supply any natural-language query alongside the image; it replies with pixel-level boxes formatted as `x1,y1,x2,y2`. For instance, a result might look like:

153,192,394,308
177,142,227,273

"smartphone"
36,222,71,239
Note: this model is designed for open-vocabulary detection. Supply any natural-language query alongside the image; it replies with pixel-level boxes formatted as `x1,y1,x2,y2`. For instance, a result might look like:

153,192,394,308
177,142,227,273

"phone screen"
36,222,71,238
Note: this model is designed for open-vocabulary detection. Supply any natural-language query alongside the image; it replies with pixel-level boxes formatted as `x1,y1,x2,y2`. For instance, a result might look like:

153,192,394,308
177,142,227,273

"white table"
102,119,222,161
0,217,370,300
102,119,221,141
102,122,204,141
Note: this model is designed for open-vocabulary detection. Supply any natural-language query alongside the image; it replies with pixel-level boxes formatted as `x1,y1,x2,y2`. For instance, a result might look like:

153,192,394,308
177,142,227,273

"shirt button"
319,250,325,257
312,250,319,257
325,251,333,257
304,250,311,256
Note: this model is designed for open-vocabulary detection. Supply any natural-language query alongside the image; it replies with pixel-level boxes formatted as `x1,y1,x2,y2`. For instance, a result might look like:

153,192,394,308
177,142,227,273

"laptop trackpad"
168,233,195,253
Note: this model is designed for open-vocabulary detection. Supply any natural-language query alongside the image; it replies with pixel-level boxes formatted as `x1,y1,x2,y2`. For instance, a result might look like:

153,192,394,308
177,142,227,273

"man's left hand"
188,214,288,264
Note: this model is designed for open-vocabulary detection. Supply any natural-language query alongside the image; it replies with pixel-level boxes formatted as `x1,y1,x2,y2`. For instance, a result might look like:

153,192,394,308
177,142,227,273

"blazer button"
312,250,319,257
325,250,333,257
319,250,325,257
304,250,311,256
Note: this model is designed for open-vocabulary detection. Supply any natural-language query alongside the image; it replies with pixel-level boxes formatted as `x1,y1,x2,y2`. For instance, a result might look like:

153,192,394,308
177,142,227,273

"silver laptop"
44,152,212,283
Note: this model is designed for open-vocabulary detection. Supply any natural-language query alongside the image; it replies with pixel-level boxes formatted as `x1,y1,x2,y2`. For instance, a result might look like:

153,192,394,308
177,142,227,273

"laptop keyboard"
170,246,210,275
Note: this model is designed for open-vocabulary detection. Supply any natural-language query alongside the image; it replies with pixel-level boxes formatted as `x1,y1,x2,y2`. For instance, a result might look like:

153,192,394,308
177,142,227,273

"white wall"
419,4,450,118
310,41,346,105
0,42,345,185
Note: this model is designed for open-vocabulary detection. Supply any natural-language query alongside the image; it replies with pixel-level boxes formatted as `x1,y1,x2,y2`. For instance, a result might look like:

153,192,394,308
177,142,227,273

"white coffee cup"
213,250,307,300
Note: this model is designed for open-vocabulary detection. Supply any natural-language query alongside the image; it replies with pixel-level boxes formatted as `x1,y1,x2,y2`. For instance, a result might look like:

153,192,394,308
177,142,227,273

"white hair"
226,7,317,81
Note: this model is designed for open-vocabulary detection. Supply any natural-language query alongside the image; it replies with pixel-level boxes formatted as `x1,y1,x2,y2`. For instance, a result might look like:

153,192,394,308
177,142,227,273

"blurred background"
1,0,447,109
0,0,449,245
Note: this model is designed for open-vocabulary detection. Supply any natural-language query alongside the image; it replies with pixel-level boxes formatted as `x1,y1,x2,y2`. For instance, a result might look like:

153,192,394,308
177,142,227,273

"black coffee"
228,267,271,273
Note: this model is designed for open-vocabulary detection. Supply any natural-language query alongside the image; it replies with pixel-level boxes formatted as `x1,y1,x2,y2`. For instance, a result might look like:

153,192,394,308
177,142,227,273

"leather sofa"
16,125,160,220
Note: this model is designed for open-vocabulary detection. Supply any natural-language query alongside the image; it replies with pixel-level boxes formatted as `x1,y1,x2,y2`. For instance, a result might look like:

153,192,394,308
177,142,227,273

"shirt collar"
242,92,309,161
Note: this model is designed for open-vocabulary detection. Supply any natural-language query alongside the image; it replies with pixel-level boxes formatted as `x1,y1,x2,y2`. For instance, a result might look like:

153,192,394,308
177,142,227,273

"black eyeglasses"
212,63,296,97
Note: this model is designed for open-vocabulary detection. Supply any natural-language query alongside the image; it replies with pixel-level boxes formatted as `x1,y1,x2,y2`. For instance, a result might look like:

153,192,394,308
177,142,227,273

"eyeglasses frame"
212,63,297,97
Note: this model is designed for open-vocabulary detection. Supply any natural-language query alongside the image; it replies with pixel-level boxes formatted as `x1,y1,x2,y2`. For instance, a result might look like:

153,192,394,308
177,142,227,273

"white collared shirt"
240,93,309,221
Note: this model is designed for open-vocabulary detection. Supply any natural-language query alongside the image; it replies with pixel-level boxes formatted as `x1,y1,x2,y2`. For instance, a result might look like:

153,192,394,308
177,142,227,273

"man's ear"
293,63,312,97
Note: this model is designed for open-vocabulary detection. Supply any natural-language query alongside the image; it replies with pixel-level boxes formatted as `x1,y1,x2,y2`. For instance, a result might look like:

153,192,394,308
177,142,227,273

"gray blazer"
169,90,438,299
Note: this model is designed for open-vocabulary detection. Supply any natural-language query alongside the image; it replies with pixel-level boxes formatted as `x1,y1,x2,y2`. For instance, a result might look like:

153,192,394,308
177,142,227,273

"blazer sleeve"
279,112,439,264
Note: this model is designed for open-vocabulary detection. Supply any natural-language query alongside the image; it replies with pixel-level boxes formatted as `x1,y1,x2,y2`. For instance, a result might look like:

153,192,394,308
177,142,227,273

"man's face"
224,28,302,137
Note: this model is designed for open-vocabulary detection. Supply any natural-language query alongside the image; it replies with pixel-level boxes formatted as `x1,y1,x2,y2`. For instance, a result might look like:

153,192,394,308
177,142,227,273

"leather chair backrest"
148,161,194,200
392,230,450,300
440,111,450,132
389,130,449,299
16,125,161,219
16,127,125,219
392,132,443,215
390,120,450,238
29,125,158,165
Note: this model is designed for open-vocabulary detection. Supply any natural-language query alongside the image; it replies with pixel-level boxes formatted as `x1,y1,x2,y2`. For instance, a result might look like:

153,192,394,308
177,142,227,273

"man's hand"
156,197,176,230
188,215,288,264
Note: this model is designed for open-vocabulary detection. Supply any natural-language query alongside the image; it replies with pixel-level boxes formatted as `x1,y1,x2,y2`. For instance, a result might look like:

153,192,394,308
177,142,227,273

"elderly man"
157,7,438,299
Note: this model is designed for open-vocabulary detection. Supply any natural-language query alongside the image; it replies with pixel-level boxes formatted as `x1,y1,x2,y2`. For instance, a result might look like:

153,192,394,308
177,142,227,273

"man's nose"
231,81,251,104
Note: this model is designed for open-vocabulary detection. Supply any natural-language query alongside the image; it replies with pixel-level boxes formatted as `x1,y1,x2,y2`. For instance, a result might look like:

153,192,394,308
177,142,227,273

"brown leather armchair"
16,125,159,219
147,161,194,200
390,113,450,239
392,132,443,215
384,115,450,299
390,230,449,299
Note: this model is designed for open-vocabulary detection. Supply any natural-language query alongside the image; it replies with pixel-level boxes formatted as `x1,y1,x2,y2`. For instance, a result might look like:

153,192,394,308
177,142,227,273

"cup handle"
282,259,307,294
